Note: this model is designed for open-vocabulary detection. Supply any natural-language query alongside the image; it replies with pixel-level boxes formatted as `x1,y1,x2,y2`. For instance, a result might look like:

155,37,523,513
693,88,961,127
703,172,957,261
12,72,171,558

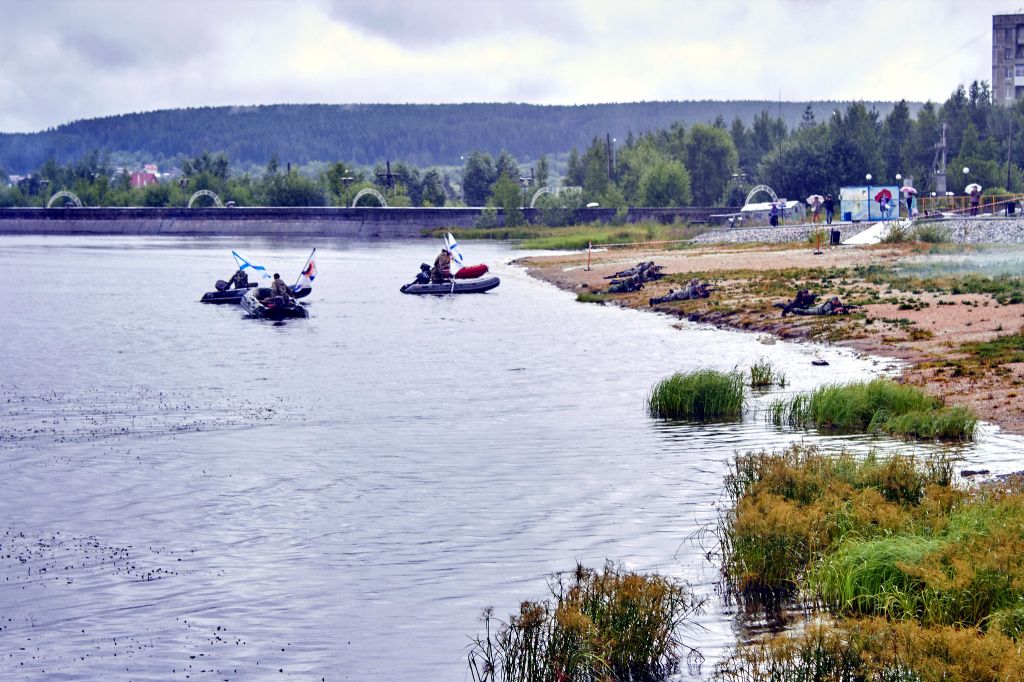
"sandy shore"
520,241,1024,435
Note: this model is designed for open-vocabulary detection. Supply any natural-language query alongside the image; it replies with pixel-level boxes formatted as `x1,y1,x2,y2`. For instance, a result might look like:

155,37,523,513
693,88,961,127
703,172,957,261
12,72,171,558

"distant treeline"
0,100,920,172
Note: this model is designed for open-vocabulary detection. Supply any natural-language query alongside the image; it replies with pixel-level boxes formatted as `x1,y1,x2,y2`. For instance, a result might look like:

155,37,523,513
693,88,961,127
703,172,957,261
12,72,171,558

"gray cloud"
322,0,588,47
0,0,1015,132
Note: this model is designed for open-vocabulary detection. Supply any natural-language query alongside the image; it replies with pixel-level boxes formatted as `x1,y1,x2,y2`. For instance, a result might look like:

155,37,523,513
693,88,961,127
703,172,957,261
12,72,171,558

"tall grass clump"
716,444,957,601
749,359,786,389
647,369,744,422
810,492,1024,628
467,562,706,682
712,618,1024,682
768,378,976,441
912,223,952,243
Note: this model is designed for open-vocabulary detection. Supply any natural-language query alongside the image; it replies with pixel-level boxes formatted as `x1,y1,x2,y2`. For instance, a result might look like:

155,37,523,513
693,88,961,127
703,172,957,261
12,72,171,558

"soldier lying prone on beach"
648,279,714,306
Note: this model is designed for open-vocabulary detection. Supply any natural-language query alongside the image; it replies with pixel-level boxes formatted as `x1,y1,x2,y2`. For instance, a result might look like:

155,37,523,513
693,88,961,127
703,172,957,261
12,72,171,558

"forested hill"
0,101,920,172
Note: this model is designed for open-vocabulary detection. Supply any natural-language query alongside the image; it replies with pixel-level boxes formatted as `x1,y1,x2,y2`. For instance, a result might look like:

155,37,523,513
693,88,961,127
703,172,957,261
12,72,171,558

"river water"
1,236,1022,680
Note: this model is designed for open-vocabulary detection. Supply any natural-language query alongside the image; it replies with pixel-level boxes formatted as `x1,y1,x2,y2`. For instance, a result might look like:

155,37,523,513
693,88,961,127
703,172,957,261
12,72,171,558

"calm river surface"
2,236,1023,680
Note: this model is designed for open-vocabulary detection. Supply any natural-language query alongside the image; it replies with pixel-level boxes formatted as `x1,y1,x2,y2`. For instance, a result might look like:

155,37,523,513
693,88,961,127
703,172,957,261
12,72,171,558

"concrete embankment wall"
0,206,727,238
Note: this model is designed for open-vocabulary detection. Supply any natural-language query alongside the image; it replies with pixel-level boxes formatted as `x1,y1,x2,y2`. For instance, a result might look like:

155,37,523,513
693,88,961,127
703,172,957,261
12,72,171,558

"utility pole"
606,133,613,181
1008,117,1014,191
376,160,396,194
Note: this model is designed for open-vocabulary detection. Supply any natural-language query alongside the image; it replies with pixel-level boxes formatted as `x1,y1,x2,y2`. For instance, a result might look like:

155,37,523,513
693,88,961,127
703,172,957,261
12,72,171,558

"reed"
712,618,1024,682
647,369,745,422
768,378,976,441
810,494,1024,628
467,562,705,682
749,359,786,389
717,445,956,601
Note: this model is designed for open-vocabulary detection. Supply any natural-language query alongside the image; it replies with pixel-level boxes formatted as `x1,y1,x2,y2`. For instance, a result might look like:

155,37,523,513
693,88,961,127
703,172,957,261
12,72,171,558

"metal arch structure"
46,190,83,208
351,188,387,208
529,186,580,208
188,189,224,208
744,185,778,206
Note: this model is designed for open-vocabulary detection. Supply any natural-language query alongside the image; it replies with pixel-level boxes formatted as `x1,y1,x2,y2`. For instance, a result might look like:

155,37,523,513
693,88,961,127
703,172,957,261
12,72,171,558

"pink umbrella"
899,186,917,194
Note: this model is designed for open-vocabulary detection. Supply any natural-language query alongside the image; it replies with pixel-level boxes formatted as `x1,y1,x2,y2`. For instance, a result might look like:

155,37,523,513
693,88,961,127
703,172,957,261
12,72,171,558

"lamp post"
896,173,903,217
963,166,971,214
866,174,872,221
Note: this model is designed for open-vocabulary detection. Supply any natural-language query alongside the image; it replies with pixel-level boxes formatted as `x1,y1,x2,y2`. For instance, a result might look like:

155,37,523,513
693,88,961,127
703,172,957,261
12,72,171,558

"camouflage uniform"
430,250,451,283
227,269,249,289
270,275,291,299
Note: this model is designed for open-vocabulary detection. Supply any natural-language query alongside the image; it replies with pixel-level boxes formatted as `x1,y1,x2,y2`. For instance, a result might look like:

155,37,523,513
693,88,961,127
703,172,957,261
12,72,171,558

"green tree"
183,150,229,180
565,147,584,187
684,123,738,205
490,173,525,226
535,154,550,189
495,149,520,182
421,168,446,207
258,169,326,206
462,151,496,205
638,159,691,207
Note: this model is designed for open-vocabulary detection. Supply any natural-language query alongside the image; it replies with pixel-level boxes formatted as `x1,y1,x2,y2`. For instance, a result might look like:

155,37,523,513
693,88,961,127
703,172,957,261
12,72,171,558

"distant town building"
130,172,158,188
993,13,1024,105
143,163,159,176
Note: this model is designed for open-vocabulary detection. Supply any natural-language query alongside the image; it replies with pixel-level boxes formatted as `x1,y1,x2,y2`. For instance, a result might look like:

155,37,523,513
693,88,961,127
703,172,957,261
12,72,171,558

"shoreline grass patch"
712,618,1024,682
749,359,786,389
467,562,706,682
768,377,977,441
716,444,956,601
648,369,744,422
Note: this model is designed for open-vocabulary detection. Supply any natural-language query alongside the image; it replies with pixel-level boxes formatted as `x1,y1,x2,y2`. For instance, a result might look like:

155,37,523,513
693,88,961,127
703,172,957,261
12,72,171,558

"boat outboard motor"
214,279,229,292
414,263,431,285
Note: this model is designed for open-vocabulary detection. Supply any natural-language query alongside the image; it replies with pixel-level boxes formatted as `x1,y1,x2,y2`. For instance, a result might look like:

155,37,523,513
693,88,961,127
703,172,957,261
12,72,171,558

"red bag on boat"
454,264,489,279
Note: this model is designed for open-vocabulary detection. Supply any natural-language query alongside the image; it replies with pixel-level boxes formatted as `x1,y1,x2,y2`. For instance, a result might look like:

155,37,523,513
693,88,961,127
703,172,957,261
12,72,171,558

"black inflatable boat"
240,287,309,320
201,282,311,304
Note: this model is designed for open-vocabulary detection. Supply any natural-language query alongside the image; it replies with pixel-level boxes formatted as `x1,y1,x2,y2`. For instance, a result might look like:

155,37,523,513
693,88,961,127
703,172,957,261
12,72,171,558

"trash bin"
830,229,841,245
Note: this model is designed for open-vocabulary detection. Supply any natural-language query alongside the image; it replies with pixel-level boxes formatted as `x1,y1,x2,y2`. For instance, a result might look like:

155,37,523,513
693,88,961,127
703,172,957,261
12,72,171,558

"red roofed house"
131,172,158,188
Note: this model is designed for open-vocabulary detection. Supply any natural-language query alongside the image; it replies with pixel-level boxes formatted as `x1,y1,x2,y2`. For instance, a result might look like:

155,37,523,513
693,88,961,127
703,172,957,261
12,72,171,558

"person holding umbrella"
807,195,824,223
968,184,982,216
900,186,917,219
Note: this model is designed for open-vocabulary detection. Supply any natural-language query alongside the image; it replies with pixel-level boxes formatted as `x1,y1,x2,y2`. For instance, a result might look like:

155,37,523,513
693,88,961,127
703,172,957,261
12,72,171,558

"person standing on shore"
824,194,835,225
970,187,980,216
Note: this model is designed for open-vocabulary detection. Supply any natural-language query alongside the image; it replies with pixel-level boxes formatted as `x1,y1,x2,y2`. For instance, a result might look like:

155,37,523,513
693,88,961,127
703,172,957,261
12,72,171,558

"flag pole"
293,247,316,291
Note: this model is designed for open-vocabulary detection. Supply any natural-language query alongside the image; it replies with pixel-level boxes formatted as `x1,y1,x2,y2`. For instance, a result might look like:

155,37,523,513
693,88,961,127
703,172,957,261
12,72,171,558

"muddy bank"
520,242,1024,435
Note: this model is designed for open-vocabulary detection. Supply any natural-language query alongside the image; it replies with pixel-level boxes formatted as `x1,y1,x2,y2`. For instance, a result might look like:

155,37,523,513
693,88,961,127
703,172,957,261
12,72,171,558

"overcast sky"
1,0,1019,132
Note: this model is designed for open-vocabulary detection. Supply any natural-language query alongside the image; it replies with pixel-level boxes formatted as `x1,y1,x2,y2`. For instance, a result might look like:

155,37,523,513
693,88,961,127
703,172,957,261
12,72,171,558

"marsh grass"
767,378,977,441
575,292,609,304
712,618,1024,682
749,359,786,389
715,447,1024,681
716,444,956,602
467,562,706,682
647,369,745,422
811,494,1024,628
434,222,706,250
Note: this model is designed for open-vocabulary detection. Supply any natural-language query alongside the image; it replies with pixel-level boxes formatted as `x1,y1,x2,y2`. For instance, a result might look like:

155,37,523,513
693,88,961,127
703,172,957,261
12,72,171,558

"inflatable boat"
201,282,311,304
240,287,309,319
401,276,500,295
